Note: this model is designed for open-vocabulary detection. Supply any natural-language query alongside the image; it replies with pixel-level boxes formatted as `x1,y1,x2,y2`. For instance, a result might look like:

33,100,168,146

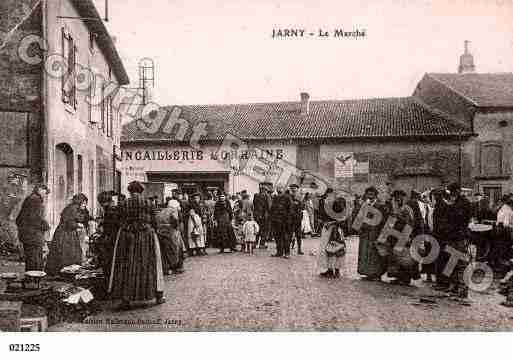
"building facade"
120,95,473,201
121,42,513,205
415,73,513,207
0,0,129,245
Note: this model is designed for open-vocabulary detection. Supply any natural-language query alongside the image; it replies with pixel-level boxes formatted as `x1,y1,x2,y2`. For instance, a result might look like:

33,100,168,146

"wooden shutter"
481,143,502,176
297,145,320,172
72,44,78,109
61,27,68,103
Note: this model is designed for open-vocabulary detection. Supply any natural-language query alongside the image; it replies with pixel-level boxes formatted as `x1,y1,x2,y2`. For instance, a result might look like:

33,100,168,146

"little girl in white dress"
242,213,259,255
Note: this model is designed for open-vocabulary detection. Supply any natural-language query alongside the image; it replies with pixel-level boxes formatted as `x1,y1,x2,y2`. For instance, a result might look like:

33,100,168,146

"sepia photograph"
1,0,513,346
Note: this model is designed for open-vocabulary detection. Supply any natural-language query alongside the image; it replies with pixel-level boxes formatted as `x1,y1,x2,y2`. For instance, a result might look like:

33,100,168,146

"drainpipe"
458,140,462,185
41,0,53,227
112,145,116,192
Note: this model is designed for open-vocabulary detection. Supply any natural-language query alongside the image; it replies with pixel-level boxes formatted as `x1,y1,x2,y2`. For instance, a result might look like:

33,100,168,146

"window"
101,68,114,137
96,147,113,194
62,27,77,109
481,143,503,176
89,159,95,213
297,144,320,172
77,154,83,193
89,31,95,53
88,68,97,124
101,85,113,136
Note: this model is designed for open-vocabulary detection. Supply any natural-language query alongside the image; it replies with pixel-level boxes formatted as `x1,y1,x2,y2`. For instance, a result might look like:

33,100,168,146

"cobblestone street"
47,236,513,332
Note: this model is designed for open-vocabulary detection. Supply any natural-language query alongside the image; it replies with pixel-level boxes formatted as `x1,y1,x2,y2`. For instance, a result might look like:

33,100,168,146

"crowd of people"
342,182,513,304
14,178,513,309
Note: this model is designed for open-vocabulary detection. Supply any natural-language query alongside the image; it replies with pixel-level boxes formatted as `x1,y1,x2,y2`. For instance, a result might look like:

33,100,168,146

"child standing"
188,208,206,256
319,221,347,278
242,213,259,254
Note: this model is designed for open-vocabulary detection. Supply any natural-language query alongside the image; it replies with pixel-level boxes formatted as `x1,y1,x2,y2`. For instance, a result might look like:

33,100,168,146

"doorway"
393,175,442,194
55,143,74,218
482,186,502,210
147,172,229,197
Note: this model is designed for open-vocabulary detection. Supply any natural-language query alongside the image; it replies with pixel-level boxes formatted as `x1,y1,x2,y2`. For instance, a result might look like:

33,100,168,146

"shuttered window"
481,143,502,176
297,144,320,172
101,68,114,137
62,28,77,109
77,154,83,193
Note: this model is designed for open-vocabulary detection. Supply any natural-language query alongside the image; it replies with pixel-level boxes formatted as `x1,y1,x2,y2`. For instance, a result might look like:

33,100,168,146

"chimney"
300,92,310,115
458,40,475,74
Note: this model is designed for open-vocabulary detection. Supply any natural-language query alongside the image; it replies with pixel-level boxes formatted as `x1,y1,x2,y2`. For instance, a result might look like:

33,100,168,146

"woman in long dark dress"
214,193,237,253
95,191,120,280
45,194,87,275
108,181,165,308
155,204,185,275
357,187,388,281
204,193,216,248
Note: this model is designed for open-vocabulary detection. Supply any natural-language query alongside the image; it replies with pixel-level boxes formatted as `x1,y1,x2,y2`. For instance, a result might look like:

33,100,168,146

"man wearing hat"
407,189,430,281
214,192,237,253
270,185,293,258
289,183,305,255
446,182,473,301
253,182,272,248
16,184,51,271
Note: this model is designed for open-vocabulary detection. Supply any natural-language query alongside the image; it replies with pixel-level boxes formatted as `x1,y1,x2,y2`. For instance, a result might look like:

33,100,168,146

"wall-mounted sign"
334,152,354,178
120,166,147,182
121,148,285,162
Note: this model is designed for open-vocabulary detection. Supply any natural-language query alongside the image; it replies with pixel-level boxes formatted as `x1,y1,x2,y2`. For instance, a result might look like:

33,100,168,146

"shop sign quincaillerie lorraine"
121,148,286,162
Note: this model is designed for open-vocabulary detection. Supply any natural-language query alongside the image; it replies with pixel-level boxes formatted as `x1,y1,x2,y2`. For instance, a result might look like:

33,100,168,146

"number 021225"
9,344,40,352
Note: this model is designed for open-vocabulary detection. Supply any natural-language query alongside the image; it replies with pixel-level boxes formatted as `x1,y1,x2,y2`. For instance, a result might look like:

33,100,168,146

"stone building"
415,73,513,206
414,42,513,207
121,40,512,206
0,0,129,244
120,94,473,200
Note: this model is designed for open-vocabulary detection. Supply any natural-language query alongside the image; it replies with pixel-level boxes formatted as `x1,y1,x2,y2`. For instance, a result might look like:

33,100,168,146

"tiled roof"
428,73,513,108
121,96,473,143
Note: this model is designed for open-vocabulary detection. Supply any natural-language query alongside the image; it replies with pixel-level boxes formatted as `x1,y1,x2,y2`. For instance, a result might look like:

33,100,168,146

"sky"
93,0,513,106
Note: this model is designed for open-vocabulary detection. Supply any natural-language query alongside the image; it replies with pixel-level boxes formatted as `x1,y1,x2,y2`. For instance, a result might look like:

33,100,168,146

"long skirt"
19,230,45,272
357,228,386,278
158,227,184,273
387,246,420,282
45,225,82,275
108,224,164,302
216,221,236,249
308,209,315,233
318,225,345,273
96,232,115,280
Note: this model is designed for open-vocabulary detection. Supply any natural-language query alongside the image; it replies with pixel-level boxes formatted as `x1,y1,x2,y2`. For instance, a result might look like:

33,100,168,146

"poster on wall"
121,166,147,183
354,158,369,183
334,152,354,178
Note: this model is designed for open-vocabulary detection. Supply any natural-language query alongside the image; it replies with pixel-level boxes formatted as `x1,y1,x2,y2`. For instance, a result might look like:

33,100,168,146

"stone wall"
319,140,472,196
0,1,43,250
